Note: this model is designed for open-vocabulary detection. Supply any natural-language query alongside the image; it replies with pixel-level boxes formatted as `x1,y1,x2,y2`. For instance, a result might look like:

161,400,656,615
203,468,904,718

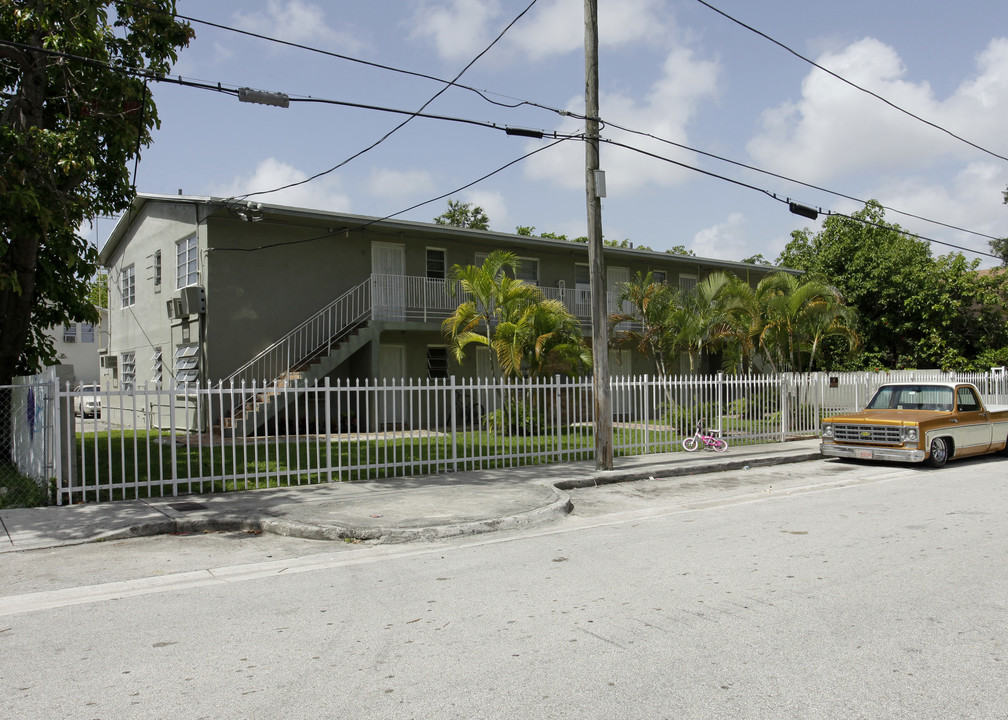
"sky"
91,0,1008,268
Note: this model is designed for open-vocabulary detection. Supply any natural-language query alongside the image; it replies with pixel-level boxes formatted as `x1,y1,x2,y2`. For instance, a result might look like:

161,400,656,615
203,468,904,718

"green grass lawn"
63,420,775,504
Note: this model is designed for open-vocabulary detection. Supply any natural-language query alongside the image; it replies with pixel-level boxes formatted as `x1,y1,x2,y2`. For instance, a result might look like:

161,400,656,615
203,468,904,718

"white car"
74,384,102,418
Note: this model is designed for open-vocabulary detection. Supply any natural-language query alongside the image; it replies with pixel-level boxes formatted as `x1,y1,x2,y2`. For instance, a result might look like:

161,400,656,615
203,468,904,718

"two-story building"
99,193,788,389
98,194,785,431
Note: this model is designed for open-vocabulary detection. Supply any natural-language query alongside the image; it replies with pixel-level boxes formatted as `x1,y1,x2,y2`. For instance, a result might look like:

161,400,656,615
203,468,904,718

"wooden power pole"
584,0,613,470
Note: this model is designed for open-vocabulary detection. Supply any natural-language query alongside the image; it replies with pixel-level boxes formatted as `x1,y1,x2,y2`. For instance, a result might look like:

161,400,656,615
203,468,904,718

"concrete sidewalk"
0,439,823,552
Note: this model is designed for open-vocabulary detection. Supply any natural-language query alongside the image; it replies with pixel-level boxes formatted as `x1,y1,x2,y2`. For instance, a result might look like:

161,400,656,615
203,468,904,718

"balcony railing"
225,274,629,391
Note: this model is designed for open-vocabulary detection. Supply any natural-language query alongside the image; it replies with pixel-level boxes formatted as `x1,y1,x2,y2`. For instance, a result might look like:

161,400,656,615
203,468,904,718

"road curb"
554,450,824,490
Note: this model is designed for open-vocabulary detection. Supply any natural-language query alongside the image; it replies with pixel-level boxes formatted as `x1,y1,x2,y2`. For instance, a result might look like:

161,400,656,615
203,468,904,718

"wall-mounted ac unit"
179,285,206,315
166,297,184,318
100,354,118,369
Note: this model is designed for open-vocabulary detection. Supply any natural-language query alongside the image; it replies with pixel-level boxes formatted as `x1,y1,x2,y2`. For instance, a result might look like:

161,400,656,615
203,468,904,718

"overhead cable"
694,0,1008,164
230,0,542,202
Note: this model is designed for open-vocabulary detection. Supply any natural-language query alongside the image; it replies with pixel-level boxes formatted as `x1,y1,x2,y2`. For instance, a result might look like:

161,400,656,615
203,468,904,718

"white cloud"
413,0,670,61
365,168,435,200
233,0,363,49
689,212,748,261
524,46,719,192
212,158,352,212
863,161,1008,260
460,189,508,230
410,0,502,61
747,37,1008,183
507,0,670,60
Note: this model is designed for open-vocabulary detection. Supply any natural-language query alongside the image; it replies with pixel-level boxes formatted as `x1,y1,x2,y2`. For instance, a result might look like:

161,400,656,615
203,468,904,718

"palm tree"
442,250,589,379
756,272,858,373
609,271,679,378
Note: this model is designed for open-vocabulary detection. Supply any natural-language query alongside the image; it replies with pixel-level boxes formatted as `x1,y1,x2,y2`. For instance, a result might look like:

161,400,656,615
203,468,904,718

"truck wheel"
926,437,949,468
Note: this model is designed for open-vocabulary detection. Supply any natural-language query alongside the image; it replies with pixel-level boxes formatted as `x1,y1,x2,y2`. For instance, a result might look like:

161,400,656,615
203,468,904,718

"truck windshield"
867,385,953,411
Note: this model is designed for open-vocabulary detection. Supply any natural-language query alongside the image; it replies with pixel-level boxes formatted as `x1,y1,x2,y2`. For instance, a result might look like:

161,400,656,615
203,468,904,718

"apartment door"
378,344,405,428
371,242,405,320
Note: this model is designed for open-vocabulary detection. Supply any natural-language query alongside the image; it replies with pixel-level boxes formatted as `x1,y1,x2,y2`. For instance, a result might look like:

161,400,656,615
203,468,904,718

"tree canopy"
434,199,490,230
442,250,589,378
0,1,193,382
777,201,1008,370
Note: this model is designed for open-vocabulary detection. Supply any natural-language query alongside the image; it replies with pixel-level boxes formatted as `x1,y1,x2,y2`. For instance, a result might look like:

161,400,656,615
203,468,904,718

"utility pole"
584,0,613,470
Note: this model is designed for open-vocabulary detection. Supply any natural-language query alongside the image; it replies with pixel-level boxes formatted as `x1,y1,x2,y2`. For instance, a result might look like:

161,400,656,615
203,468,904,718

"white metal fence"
8,368,1007,505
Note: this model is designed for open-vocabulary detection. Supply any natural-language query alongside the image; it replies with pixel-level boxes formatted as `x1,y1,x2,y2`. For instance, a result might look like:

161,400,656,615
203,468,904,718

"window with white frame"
121,351,136,389
154,250,162,288
151,347,163,385
174,344,199,388
121,264,136,307
426,248,446,280
80,323,95,343
63,324,77,343
176,235,198,289
679,273,698,296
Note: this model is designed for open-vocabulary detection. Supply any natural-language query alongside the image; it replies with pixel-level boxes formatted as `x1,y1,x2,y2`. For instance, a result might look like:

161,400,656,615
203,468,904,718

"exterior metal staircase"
219,278,374,436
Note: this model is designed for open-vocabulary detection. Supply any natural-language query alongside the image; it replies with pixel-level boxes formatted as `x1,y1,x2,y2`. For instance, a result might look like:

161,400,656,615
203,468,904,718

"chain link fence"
1,386,53,508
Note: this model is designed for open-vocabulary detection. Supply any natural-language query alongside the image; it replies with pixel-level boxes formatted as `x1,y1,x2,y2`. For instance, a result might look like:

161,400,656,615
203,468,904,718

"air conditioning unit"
179,285,206,315
166,297,183,318
100,354,118,369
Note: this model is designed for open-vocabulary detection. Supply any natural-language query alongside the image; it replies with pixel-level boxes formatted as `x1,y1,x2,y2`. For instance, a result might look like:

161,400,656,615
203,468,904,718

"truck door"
954,386,993,455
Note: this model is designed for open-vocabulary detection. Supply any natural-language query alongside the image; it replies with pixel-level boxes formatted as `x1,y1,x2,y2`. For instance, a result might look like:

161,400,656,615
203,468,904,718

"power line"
159,6,566,116
600,137,1001,260
693,0,1008,164
213,136,576,253
231,0,542,203
600,118,1004,243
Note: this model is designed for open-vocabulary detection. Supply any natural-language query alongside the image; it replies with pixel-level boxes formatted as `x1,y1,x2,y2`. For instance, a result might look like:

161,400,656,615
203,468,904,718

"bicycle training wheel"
712,438,728,452
682,437,699,452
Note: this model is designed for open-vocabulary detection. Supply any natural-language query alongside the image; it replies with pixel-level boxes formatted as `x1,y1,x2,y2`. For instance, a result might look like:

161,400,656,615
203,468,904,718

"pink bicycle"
682,418,728,452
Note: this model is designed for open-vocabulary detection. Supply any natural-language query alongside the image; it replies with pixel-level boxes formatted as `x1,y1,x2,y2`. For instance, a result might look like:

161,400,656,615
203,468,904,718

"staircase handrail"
223,276,372,389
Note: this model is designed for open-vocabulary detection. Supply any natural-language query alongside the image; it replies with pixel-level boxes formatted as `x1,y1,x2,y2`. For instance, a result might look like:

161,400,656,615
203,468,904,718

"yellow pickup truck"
820,382,1008,467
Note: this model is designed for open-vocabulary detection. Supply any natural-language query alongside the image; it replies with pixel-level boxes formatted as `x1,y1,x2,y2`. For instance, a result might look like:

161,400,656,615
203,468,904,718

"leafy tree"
776,201,1003,370
87,271,109,308
0,2,193,383
666,245,695,257
434,199,490,230
740,253,772,265
442,250,588,378
515,225,535,236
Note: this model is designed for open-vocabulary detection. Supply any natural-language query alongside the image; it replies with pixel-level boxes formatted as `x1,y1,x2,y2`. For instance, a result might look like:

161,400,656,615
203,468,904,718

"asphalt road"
2,456,1006,719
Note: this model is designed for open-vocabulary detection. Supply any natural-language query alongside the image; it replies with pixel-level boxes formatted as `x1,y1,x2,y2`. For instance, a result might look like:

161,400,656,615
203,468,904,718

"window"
176,235,198,289
957,386,981,412
427,347,449,379
515,257,539,284
575,263,590,287
151,347,163,385
121,265,136,307
154,250,162,288
121,352,136,390
651,270,667,285
80,323,95,343
678,273,698,296
426,249,446,280
174,344,199,388
63,324,77,343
